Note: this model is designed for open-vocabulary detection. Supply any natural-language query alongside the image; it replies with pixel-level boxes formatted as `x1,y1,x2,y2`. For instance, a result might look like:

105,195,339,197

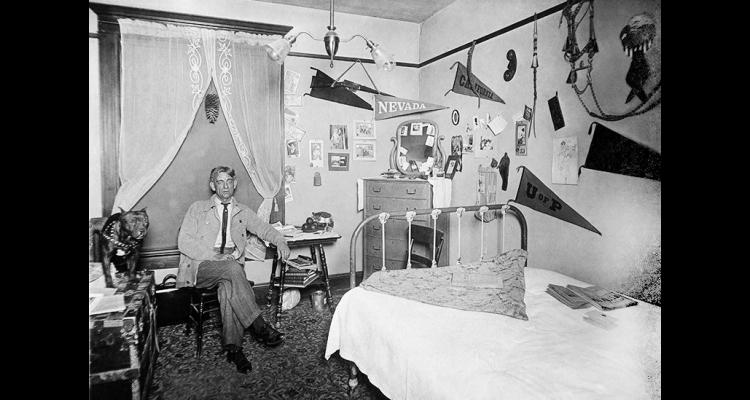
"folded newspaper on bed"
547,283,637,311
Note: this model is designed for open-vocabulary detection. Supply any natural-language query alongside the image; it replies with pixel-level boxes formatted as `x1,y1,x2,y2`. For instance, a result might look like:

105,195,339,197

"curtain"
113,19,282,233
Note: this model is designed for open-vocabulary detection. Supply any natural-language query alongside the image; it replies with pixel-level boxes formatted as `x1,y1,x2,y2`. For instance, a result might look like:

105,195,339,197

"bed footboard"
348,203,527,289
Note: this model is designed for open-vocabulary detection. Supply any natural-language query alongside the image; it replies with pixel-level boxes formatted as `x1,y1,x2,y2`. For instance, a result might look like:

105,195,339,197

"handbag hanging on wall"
155,274,190,328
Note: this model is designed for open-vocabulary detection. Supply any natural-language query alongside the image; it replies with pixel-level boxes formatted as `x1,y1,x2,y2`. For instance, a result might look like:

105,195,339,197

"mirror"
388,119,446,178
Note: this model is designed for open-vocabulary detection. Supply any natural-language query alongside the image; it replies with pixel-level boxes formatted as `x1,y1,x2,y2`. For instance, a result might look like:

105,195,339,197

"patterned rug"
148,290,388,400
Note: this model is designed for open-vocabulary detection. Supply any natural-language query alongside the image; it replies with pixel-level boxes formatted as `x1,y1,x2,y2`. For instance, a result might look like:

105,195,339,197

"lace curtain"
113,19,283,232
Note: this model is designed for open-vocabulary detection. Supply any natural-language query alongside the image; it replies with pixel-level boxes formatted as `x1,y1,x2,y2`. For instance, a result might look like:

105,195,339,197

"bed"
324,204,661,399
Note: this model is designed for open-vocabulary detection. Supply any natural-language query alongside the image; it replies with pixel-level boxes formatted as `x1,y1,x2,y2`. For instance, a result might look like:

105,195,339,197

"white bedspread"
325,268,661,400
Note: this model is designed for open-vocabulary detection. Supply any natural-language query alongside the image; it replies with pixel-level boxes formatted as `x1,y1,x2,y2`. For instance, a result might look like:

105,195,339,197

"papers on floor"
89,288,125,315
546,283,637,311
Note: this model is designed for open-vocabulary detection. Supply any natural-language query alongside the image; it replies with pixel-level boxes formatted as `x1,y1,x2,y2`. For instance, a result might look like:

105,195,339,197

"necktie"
220,203,229,253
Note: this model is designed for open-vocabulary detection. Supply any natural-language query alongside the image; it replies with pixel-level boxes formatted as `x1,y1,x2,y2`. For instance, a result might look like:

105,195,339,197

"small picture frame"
327,153,350,171
399,125,409,136
354,120,376,139
353,140,376,161
515,120,529,156
329,124,349,150
285,138,300,158
444,155,460,179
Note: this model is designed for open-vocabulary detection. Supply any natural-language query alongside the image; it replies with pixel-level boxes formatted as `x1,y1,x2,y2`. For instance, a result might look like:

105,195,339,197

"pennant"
374,95,448,120
306,67,392,111
581,122,661,181
513,167,601,235
446,62,505,104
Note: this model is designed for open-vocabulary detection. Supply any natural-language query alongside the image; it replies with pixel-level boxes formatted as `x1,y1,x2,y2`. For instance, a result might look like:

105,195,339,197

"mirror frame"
389,118,446,179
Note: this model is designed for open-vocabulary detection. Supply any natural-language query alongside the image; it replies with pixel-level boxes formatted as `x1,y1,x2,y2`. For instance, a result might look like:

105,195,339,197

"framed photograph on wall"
328,153,350,171
354,120,375,139
515,120,528,156
309,140,324,167
286,138,300,158
444,155,460,179
329,124,349,150
353,140,376,161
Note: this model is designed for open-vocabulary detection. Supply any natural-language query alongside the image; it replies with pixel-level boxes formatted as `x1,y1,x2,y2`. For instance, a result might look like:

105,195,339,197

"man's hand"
212,253,235,261
276,242,291,261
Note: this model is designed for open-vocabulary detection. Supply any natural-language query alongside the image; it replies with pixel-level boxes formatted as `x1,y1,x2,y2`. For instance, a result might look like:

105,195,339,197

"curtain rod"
418,0,584,68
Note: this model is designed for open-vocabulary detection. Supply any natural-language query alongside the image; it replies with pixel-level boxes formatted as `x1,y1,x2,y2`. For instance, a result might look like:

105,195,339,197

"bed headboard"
348,203,527,289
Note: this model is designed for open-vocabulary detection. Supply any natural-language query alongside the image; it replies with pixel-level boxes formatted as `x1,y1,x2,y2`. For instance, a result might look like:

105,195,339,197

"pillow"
361,248,528,320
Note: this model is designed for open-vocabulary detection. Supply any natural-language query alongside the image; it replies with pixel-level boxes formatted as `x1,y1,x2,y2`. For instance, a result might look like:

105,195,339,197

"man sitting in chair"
177,165,291,373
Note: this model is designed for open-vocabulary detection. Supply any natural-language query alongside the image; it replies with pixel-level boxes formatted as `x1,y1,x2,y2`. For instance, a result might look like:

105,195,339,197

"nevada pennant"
512,166,601,235
374,94,448,120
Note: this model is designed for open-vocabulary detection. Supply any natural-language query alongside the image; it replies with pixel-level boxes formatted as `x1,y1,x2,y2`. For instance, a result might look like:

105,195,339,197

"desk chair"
408,224,445,269
185,281,254,357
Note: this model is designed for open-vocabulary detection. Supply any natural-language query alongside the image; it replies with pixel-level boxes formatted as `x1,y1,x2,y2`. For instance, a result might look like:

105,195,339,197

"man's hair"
209,166,236,183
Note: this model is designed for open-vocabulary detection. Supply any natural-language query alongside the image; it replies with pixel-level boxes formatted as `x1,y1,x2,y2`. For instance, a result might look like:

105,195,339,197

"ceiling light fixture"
264,0,395,71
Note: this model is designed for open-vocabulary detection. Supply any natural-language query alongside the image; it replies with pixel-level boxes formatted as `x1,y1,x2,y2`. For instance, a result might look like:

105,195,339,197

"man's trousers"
196,259,261,347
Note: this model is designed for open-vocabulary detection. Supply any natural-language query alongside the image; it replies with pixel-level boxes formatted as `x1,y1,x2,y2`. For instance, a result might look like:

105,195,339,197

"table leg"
275,260,287,328
309,245,317,264
318,244,335,312
267,255,279,308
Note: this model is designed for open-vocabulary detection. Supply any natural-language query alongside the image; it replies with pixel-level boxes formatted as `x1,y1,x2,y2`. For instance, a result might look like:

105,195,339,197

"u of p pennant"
374,94,448,120
512,166,601,235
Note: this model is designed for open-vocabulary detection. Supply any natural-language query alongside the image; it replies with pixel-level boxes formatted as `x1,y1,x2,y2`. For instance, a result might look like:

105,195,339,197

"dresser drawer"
365,198,430,216
364,236,408,261
366,180,430,200
364,255,407,278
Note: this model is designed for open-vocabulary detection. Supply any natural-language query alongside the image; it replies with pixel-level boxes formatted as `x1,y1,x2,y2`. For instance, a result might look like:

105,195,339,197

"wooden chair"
408,224,445,269
185,281,254,357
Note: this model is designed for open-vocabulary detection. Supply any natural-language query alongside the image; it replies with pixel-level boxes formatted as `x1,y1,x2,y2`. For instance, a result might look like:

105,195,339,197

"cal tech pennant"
374,95,448,120
512,166,601,235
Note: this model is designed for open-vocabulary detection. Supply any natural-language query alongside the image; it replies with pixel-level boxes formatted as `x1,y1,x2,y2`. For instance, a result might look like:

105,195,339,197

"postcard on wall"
476,134,495,158
552,136,579,185
515,121,528,156
286,138,300,158
284,165,296,184
487,114,507,136
328,153,350,171
410,122,423,135
309,140,324,167
284,69,301,94
353,140,376,161
463,130,475,153
284,94,303,107
329,124,349,150
354,120,375,139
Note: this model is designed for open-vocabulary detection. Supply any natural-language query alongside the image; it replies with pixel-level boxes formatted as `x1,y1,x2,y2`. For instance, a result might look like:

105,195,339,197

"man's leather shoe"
225,345,252,373
250,323,285,347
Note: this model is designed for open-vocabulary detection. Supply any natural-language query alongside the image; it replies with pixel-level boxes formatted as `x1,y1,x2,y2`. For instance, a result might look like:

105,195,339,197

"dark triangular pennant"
446,62,505,104
306,68,377,110
581,122,661,181
512,167,601,235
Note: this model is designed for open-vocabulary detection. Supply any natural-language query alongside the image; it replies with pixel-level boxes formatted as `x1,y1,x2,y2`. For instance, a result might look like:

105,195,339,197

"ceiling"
252,0,457,23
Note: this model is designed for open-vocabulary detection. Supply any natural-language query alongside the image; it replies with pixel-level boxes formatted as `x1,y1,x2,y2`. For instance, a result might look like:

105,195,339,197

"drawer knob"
373,205,381,210
406,188,416,194
372,225,381,231
373,245,381,251
373,187,382,192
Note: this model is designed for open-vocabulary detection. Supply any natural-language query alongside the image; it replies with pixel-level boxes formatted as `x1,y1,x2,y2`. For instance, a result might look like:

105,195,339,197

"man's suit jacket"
176,195,285,288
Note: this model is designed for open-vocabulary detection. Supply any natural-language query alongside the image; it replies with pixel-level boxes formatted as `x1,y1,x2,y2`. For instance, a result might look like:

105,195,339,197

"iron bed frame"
343,202,529,396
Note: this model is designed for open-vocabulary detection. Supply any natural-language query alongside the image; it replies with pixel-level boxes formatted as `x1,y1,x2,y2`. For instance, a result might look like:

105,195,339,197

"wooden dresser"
362,178,449,279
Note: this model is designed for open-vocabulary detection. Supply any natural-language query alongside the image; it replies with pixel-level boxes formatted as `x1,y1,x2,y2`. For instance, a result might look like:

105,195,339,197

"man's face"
210,171,237,202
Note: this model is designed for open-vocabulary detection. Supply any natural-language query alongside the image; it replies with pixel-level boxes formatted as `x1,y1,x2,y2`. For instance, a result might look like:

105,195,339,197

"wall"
419,0,661,289
89,0,421,282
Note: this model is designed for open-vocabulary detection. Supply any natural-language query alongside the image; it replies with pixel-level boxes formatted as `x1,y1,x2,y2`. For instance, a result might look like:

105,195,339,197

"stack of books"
546,283,638,311
280,256,319,288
